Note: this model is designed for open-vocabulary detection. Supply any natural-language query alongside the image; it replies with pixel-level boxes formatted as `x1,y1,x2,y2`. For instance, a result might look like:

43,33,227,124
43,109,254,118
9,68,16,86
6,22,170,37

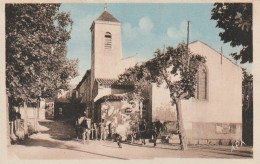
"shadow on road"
65,149,128,160
18,137,128,160
19,138,77,150
39,118,76,141
123,142,180,151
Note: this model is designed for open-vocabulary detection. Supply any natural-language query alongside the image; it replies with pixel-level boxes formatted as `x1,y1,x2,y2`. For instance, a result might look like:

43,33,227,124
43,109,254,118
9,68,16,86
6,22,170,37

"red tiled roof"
96,11,119,23
95,78,117,86
95,94,145,104
112,81,134,87
95,94,127,103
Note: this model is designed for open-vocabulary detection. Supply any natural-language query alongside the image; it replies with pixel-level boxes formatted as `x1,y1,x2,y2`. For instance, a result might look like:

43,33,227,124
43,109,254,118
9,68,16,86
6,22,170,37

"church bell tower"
90,6,122,80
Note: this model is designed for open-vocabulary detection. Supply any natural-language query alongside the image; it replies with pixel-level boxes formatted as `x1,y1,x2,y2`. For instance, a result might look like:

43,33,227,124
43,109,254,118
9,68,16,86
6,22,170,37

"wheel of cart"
125,120,139,145
159,121,178,144
159,131,172,143
126,131,135,144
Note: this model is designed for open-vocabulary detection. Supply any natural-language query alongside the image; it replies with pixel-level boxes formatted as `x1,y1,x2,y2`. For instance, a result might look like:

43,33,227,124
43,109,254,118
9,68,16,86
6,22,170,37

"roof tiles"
96,11,119,23
95,78,117,86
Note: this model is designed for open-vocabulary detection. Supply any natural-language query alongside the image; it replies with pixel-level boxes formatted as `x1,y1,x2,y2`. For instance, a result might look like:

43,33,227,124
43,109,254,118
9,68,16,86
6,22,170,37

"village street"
8,118,253,160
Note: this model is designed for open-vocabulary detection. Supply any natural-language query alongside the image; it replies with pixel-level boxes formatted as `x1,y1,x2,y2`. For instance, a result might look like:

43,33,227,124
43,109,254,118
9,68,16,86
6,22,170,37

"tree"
242,69,253,145
6,4,78,107
211,3,252,63
118,43,206,150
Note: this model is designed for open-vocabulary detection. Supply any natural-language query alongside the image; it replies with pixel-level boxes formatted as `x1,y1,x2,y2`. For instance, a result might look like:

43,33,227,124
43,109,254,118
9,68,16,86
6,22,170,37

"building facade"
146,41,242,144
75,7,243,144
76,8,136,119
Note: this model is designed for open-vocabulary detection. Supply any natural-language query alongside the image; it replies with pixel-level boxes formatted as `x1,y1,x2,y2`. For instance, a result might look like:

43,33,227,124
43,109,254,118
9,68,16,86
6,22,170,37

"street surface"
8,118,253,159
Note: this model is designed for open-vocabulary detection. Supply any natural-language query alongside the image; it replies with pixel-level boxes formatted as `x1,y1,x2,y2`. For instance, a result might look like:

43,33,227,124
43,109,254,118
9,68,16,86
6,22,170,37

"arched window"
196,65,207,100
104,32,112,49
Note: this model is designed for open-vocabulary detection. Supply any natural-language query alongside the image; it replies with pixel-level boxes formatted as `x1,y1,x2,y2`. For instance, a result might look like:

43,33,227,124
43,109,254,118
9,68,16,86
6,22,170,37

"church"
75,7,242,144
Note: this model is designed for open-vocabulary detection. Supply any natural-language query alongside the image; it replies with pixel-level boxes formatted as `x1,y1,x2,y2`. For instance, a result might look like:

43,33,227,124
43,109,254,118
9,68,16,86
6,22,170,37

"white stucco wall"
151,83,177,122
94,87,112,102
151,41,242,125
118,56,137,76
92,21,122,79
183,41,242,124
90,19,137,105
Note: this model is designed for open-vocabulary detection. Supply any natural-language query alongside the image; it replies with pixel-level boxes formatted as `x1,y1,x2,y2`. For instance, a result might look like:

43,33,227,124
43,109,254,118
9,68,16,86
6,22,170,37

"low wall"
186,122,242,145
20,107,45,120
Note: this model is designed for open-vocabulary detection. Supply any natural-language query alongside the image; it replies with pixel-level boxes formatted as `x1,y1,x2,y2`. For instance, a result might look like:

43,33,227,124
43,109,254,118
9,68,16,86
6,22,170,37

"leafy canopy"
242,69,253,112
118,43,206,151
6,4,78,105
118,43,206,102
211,3,252,63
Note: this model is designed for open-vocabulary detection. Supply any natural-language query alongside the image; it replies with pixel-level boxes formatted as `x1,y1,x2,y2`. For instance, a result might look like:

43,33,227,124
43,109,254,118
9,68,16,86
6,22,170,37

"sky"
59,3,252,85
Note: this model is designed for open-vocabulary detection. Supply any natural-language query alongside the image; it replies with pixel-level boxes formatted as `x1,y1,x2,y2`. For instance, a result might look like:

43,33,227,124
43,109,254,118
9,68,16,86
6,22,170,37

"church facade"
146,41,242,144
75,8,242,144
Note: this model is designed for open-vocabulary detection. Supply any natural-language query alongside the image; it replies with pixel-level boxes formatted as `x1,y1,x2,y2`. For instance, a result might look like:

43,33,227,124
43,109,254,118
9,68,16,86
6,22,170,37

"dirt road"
7,118,253,159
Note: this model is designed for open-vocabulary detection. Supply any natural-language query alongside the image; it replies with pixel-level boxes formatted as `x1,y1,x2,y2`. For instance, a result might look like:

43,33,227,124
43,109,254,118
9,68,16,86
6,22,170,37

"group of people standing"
74,113,164,149
75,114,109,142
75,114,123,148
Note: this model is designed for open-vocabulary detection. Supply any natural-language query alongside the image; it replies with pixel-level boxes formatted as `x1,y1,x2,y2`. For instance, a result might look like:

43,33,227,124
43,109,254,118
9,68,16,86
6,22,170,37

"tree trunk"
24,102,28,137
175,98,188,150
35,100,39,132
6,95,10,146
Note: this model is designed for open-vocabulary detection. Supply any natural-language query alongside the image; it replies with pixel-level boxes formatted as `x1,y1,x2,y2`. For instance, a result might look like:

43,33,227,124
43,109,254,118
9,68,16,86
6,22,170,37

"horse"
132,121,164,147
75,115,91,144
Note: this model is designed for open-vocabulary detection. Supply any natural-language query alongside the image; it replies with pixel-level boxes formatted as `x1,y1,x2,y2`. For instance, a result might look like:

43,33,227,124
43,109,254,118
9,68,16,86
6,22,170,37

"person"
100,119,107,140
81,116,90,144
114,121,129,148
86,118,91,142
97,122,101,140
93,123,98,140
115,133,122,148
75,114,81,140
110,122,116,138
105,122,110,139
58,107,63,119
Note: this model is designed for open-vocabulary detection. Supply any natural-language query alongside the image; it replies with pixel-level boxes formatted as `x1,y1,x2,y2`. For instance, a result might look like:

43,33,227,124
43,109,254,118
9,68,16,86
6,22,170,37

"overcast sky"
60,3,252,85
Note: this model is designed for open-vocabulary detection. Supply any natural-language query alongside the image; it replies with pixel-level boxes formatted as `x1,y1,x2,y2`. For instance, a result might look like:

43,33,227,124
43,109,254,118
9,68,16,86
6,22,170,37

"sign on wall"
216,123,231,134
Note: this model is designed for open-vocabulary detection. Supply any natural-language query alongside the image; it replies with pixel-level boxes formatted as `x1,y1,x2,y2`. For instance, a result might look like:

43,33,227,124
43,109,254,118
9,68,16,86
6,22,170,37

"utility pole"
187,21,190,67
221,46,223,64
187,21,190,50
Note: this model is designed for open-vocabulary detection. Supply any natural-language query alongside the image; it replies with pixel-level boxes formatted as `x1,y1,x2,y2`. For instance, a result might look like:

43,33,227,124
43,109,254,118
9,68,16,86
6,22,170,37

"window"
196,65,207,100
104,32,112,49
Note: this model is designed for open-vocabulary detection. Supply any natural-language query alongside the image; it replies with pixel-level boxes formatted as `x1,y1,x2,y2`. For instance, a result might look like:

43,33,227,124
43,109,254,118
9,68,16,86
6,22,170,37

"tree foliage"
118,43,206,102
242,69,253,145
211,3,252,63
242,69,253,112
6,4,78,105
118,43,206,150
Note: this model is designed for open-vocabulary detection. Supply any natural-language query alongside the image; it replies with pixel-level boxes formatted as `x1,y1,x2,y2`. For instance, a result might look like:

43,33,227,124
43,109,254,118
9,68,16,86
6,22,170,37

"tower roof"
96,10,119,23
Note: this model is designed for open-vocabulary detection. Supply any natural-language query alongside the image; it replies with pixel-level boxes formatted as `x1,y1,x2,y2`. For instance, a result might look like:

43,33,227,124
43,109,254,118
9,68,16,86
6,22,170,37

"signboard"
216,123,231,134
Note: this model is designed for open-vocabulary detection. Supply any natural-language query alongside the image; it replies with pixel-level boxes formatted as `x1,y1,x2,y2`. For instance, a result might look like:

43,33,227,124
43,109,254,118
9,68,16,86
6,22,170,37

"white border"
0,1,259,164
